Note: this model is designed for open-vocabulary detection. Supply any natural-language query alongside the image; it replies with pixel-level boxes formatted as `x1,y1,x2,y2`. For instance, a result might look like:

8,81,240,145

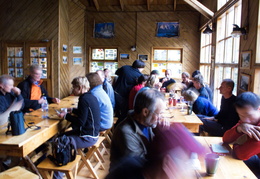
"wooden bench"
37,155,81,179
0,166,38,179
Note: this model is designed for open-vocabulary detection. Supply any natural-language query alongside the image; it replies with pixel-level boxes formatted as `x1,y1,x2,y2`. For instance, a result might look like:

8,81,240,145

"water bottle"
41,96,49,119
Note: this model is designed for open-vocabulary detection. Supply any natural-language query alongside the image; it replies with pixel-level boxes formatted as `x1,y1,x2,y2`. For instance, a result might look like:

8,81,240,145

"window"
218,0,229,10
214,1,241,108
90,48,118,75
7,47,24,78
30,47,48,79
200,26,212,84
152,48,182,78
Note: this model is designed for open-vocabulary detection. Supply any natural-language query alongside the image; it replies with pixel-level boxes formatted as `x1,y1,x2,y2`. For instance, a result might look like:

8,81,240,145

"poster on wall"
94,22,115,38
156,22,179,38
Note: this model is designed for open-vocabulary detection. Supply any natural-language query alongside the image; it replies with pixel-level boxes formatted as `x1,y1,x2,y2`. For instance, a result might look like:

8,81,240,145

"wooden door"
1,41,52,95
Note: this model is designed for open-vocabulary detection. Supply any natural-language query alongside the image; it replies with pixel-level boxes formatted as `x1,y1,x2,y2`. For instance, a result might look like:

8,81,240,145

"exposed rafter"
93,0,100,11
119,0,124,11
183,0,214,19
147,0,151,11
173,0,177,11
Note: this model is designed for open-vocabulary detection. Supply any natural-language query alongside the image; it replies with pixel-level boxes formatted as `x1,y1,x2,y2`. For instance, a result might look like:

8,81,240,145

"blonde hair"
146,75,159,88
182,89,199,102
71,76,90,91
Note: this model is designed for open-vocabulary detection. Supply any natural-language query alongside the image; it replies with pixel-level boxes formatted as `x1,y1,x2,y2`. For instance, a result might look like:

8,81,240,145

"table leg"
24,155,42,179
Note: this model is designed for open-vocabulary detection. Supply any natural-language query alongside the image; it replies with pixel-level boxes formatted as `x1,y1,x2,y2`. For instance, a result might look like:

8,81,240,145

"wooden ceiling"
78,0,200,12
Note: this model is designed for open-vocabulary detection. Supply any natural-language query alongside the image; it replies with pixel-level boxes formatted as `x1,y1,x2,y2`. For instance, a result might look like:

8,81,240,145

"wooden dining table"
162,104,203,133
195,136,257,179
0,96,79,175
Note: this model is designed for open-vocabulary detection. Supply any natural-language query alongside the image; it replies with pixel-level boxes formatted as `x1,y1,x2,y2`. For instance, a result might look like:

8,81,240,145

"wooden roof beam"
93,0,100,11
119,0,124,11
147,0,151,11
173,0,177,11
183,0,214,19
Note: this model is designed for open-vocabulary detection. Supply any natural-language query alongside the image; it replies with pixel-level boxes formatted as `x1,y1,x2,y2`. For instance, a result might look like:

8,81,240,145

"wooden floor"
76,149,110,179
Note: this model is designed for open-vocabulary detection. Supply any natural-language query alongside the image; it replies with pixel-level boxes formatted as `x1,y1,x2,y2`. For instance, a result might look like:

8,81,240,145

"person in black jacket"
17,64,60,113
113,59,145,124
55,76,101,179
0,75,23,115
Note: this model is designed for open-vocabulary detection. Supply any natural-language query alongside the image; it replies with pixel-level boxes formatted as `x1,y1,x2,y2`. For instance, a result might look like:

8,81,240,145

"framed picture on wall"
94,22,115,38
73,57,82,65
63,44,68,52
62,56,68,64
239,73,250,91
240,51,251,69
120,53,130,60
73,46,82,54
138,54,148,61
156,22,179,38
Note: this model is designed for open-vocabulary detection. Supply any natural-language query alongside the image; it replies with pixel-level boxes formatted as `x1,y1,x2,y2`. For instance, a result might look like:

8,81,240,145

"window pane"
223,67,231,78
216,41,224,63
92,49,104,60
152,63,167,77
224,38,232,63
104,62,118,75
226,9,234,37
154,50,167,61
167,63,182,78
168,50,181,61
91,61,104,72
232,38,240,63
105,49,117,60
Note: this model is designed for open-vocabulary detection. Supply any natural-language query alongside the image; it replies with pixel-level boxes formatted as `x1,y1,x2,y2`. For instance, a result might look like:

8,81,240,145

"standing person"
192,74,210,101
223,92,260,177
86,72,113,131
200,79,239,136
110,89,166,170
113,59,145,124
17,64,60,113
96,70,115,108
55,76,101,179
159,69,176,90
128,74,149,110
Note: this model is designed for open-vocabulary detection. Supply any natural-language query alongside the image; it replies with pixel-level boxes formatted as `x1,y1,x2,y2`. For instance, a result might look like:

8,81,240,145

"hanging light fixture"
231,24,246,38
203,25,213,34
131,45,136,52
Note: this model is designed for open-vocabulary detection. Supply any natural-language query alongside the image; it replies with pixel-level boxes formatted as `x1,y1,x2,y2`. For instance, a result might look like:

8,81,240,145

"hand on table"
52,98,60,103
237,123,260,141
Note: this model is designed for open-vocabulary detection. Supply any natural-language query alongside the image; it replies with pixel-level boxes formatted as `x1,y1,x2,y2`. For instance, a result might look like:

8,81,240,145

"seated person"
192,74,210,101
182,89,218,117
223,92,260,178
56,76,101,179
96,70,115,108
181,72,192,88
104,68,112,84
159,69,176,91
107,123,206,179
110,89,166,170
17,64,60,113
0,75,23,115
86,72,113,131
150,70,160,76
129,74,149,110
140,75,162,92
200,79,239,136
191,70,213,102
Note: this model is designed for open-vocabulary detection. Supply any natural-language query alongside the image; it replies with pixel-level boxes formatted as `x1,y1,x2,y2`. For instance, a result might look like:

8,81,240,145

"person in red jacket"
223,92,260,178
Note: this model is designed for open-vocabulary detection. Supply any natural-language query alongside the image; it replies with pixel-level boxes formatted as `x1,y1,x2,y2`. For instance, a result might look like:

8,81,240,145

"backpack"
49,135,77,166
